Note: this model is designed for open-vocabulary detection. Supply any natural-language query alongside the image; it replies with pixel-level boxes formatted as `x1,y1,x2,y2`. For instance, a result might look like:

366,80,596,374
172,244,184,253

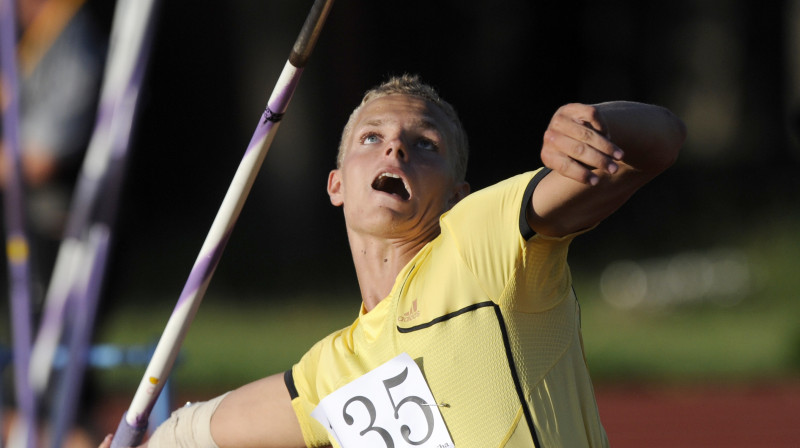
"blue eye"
361,133,381,144
417,138,438,151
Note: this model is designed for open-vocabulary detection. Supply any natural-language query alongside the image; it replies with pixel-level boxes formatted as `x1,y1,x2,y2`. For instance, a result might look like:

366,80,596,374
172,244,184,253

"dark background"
62,0,800,302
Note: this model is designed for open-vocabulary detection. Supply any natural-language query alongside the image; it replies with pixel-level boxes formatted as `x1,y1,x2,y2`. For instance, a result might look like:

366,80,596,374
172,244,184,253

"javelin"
1,0,38,446
29,1,160,446
110,0,335,446
29,0,160,396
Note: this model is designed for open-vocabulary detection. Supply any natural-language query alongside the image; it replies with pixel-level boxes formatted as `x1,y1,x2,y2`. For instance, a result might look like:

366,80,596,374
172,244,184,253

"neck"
349,229,437,311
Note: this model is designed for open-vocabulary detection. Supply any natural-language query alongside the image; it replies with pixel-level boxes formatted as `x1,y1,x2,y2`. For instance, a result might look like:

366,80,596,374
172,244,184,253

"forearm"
97,395,227,448
594,101,686,176
147,393,229,447
104,374,305,448
210,373,306,448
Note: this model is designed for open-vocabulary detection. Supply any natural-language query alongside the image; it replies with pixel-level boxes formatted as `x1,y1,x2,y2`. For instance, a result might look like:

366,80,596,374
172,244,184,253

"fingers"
542,103,624,185
98,434,113,448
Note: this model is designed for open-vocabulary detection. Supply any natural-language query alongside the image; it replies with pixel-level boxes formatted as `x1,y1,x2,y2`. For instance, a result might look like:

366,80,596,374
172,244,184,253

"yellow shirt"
286,169,609,447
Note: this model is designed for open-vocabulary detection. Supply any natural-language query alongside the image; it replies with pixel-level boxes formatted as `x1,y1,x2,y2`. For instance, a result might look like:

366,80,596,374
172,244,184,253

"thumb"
98,434,113,448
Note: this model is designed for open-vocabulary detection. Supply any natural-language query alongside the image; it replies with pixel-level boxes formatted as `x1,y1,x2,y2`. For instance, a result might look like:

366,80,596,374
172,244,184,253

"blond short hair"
337,74,469,182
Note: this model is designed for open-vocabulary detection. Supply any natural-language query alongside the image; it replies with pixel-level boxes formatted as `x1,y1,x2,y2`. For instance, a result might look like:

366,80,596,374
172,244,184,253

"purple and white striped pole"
29,0,160,397
111,0,334,446
48,3,160,445
23,1,161,445
1,0,38,446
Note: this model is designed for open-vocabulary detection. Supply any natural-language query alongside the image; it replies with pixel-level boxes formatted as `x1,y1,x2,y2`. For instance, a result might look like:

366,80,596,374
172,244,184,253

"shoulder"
442,169,548,242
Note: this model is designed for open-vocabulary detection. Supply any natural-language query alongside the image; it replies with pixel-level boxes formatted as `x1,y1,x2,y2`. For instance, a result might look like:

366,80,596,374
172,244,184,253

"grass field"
592,216,799,382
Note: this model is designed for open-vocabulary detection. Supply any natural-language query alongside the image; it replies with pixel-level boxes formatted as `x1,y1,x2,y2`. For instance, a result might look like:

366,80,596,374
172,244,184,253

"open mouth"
372,172,410,200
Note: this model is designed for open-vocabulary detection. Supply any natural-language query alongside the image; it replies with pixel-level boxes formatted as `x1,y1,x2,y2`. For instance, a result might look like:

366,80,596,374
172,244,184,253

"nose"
384,137,408,161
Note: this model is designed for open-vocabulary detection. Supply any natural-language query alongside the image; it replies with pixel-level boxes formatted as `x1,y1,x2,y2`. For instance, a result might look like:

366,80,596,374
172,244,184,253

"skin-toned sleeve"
529,101,686,237
97,375,307,448
209,372,308,448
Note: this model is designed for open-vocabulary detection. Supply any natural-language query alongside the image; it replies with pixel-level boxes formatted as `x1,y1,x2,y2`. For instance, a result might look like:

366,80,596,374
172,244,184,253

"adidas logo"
398,299,420,322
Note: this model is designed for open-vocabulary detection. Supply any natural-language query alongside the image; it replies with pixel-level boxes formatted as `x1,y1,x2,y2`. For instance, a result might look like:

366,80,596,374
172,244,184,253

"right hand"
540,103,622,186
97,434,146,448
98,434,112,448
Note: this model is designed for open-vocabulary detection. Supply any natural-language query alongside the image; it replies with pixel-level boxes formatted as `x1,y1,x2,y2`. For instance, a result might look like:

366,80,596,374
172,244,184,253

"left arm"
528,101,686,236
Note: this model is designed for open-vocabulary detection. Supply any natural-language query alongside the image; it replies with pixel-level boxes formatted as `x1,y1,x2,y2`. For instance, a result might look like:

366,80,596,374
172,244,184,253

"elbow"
667,113,687,167
653,108,687,172
675,115,688,145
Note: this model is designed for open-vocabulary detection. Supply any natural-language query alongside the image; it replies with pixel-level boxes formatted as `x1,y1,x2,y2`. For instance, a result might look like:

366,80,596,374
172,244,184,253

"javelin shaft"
31,0,157,402
1,0,37,446
49,225,112,448
48,1,160,441
111,1,334,446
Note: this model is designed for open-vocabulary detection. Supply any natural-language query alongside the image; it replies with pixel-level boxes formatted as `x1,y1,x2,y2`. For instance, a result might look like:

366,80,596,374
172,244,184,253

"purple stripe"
1,1,38,446
244,67,304,156
245,112,279,155
268,70,303,113
133,406,153,427
51,230,112,447
108,26,155,159
62,0,158,236
110,9,156,159
110,413,148,448
60,88,116,238
97,100,117,133
175,228,233,310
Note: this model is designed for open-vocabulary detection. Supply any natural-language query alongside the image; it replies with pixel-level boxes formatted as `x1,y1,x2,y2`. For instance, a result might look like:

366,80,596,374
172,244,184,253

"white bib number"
312,353,455,448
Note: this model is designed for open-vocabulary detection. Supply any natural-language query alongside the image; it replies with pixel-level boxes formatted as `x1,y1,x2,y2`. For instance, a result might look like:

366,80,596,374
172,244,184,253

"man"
1,0,105,284
102,74,685,447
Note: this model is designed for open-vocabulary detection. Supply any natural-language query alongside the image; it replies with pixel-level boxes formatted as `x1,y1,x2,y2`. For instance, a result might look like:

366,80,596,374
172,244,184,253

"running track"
595,381,800,447
4,381,800,446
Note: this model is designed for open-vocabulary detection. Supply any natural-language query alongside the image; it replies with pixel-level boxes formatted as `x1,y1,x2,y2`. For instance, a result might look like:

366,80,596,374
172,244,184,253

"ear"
446,181,470,210
327,169,343,206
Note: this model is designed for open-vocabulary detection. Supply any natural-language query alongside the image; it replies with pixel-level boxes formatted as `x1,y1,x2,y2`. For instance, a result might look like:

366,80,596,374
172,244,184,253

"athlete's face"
328,94,469,238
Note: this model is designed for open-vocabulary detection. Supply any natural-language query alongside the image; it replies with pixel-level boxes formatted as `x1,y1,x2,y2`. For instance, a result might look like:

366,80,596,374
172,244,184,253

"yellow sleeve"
285,338,333,447
440,171,538,301
441,168,586,313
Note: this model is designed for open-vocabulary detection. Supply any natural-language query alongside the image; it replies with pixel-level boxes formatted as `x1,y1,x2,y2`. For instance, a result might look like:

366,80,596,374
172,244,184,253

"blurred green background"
2,0,800,401
89,212,799,396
